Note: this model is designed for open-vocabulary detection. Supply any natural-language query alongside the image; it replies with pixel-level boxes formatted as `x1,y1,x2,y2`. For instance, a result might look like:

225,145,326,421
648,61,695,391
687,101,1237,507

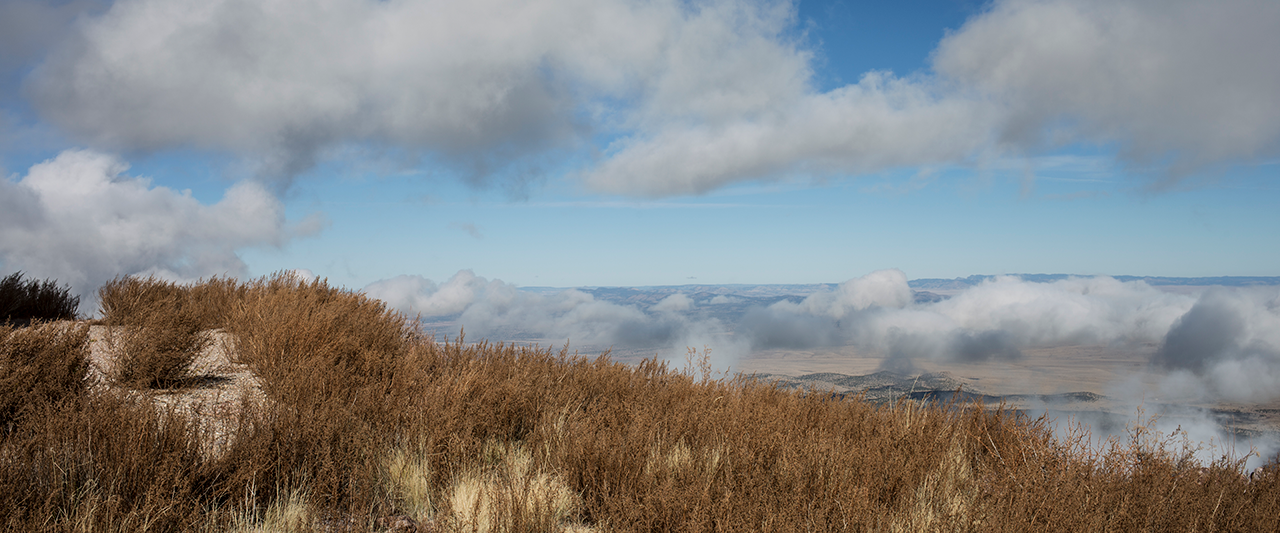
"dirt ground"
85,326,266,457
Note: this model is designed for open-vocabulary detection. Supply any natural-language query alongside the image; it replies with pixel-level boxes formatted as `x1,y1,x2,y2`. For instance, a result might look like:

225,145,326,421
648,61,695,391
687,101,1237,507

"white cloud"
367,267,1280,402
584,72,1001,196
650,293,693,313
365,271,741,363
769,268,913,319
934,0,1280,170
23,0,1279,194
25,0,806,184
364,271,490,318
0,149,316,307
1152,288,1280,402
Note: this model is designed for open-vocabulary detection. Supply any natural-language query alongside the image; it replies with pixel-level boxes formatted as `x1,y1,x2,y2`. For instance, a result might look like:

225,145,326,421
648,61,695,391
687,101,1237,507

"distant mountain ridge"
521,275,1280,298
907,274,1280,291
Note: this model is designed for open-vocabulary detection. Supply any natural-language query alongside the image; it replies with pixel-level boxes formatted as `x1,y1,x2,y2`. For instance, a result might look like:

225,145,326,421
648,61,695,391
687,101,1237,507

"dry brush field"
2,273,1278,532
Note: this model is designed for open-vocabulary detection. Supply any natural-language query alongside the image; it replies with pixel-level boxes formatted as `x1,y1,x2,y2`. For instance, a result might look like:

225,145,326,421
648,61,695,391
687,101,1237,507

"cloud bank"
21,0,1280,193
0,149,318,308
368,269,1280,402
365,271,737,358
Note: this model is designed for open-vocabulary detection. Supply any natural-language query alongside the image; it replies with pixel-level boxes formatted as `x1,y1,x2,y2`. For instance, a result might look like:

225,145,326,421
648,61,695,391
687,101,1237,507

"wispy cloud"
449,221,484,239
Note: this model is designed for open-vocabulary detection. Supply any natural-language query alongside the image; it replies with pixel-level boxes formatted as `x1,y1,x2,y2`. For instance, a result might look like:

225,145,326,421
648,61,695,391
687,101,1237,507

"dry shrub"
98,275,243,331
0,391,217,532
214,271,418,514
98,276,186,326
229,271,410,403
0,272,79,324
104,287,211,389
0,322,90,429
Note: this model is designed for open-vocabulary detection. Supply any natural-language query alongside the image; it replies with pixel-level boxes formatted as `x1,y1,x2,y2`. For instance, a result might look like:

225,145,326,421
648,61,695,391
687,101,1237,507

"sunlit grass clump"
0,271,1277,532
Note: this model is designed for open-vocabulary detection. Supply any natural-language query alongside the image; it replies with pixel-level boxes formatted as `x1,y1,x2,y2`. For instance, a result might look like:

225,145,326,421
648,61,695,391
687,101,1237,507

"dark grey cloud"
1153,292,1246,372
0,0,108,72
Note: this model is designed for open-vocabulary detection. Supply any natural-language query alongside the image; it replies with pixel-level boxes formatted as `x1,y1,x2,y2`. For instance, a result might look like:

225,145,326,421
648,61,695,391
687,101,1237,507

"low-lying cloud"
368,268,1280,402
0,149,319,310
18,0,1279,192
1152,288,1280,403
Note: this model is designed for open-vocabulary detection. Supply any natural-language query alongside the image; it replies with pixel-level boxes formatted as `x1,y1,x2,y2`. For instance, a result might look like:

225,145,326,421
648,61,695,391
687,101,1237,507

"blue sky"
2,0,1278,295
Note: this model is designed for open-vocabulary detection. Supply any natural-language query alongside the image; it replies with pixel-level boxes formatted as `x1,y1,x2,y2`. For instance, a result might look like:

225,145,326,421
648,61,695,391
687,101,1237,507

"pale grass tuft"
892,439,980,532
225,486,313,533
446,441,587,533
383,445,437,522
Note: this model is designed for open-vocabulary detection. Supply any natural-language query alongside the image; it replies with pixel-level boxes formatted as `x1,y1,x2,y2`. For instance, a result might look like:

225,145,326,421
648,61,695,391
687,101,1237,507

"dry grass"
2,273,1278,532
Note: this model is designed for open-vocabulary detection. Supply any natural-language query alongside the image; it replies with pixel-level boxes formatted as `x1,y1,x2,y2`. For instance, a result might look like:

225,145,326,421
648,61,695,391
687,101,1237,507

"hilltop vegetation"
1,272,1277,532
0,272,80,326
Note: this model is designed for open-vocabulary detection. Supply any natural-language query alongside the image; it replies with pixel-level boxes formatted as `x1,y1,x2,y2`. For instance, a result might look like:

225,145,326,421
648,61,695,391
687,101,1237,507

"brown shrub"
105,293,211,389
228,271,411,405
0,322,90,429
97,275,186,326
98,274,244,330
0,391,217,532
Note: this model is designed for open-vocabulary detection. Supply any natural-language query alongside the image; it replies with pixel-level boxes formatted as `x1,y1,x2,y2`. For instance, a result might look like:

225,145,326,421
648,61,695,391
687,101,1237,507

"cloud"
448,222,484,240
1152,288,1280,402
366,267,1280,402
583,72,1001,196
365,271,490,318
27,0,1276,194
769,268,913,319
650,293,693,313
730,272,1199,367
934,0,1280,171
23,0,806,186
0,149,317,308
365,271,744,365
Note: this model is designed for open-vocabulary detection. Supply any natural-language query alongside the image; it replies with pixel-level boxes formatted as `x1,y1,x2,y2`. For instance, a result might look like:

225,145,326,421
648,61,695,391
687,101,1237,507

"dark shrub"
0,272,79,325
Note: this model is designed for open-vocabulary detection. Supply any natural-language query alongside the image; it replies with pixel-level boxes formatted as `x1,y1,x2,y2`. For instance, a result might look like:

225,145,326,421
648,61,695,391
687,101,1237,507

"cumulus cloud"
24,0,1277,194
708,295,740,305
0,0,107,72
365,271,490,318
24,0,806,185
935,0,1280,170
0,149,318,308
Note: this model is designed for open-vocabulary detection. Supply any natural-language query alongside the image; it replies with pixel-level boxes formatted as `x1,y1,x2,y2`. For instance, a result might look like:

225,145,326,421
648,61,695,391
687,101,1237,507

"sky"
2,0,1277,296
